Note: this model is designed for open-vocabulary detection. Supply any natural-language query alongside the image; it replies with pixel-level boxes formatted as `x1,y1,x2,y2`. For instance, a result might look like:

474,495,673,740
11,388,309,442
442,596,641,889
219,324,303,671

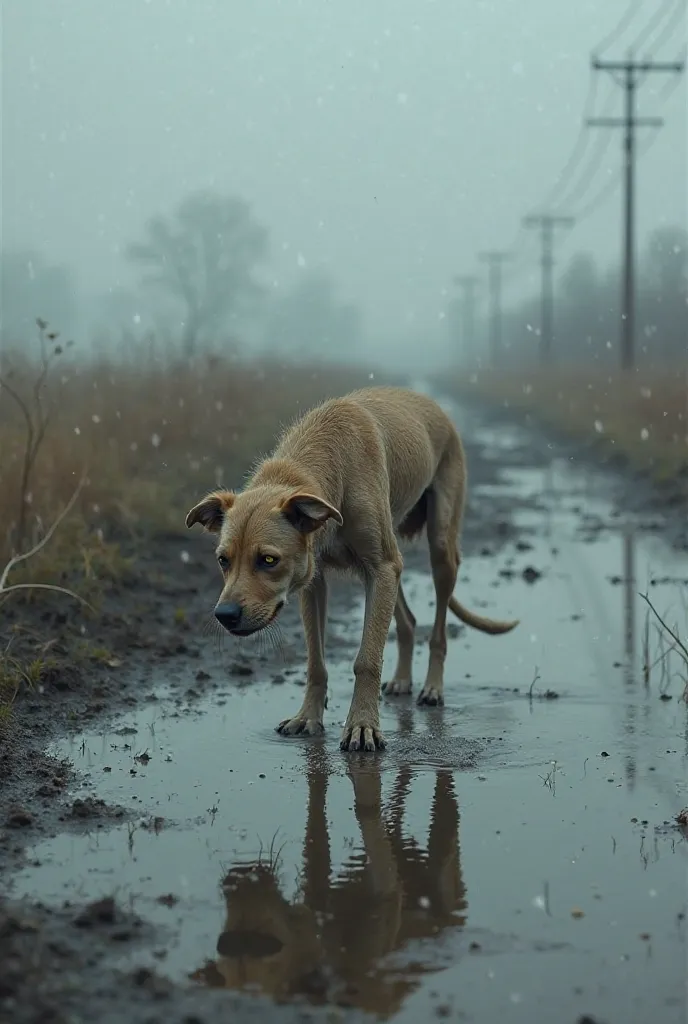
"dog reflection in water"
190,748,467,1016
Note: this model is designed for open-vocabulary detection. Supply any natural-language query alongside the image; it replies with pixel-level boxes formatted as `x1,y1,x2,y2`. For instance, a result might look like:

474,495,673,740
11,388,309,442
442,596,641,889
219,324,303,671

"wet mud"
2,396,687,1024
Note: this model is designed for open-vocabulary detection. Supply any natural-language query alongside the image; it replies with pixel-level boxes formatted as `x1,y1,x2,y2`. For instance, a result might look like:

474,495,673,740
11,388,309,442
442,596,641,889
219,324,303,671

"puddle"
8,403,688,1023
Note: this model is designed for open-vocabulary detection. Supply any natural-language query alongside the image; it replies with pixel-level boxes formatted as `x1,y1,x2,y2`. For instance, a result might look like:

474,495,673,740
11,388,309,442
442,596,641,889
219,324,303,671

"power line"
572,54,685,222
644,0,687,55
656,49,688,93
595,1,645,56
537,73,601,211
530,4,651,229
570,127,660,222
628,0,686,53
551,105,616,212
588,51,685,370
522,215,576,364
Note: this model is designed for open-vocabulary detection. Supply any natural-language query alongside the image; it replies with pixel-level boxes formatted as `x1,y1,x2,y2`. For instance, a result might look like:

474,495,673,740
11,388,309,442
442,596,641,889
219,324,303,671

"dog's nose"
215,602,243,631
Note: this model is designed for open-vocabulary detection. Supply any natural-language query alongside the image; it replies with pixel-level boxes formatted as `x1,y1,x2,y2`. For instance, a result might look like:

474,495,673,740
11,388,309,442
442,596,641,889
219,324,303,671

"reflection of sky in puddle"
8,402,688,1024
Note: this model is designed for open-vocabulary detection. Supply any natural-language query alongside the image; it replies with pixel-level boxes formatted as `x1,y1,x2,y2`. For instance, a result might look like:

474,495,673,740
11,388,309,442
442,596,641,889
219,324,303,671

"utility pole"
588,52,684,371
522,214,575,365
452,274,480,365
477,251,510,366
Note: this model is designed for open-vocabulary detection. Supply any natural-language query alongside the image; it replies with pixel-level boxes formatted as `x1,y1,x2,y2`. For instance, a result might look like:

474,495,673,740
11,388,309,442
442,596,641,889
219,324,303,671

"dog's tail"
449,595,519,635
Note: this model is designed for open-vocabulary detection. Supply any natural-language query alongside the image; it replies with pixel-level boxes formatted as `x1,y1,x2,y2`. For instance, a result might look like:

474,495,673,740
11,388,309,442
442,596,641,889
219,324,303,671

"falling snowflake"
297,252,306,268
594,420,604,433
92,414,101,424
640,428,649,441
180,551,190,564
74,426,81,435
397,92,408,104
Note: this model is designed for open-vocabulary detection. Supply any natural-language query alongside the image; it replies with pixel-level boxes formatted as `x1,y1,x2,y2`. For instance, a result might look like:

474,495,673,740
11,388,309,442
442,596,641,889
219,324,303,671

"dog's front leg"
277,573,328,737
340,555,402,752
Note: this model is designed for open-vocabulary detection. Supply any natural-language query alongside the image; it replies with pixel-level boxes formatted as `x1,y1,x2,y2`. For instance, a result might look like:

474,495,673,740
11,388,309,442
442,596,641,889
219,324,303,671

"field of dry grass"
0,345,381,565
441,367,688,480
0,328,388,713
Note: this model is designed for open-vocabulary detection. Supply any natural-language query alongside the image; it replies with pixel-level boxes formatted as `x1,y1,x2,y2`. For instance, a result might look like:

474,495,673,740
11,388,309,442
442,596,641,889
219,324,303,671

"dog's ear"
185,490,235,532
279,493,343,534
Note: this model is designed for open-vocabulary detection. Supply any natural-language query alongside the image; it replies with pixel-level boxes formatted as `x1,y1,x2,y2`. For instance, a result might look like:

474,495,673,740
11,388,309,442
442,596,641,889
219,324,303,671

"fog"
2,0,686,369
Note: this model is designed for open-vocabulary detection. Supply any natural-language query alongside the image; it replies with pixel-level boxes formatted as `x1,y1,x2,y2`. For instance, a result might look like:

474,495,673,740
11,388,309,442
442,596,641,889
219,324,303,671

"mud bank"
2,395,687,1024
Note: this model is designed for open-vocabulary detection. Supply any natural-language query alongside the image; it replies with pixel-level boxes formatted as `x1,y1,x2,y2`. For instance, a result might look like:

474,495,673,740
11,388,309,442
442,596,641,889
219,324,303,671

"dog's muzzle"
216,601,284,637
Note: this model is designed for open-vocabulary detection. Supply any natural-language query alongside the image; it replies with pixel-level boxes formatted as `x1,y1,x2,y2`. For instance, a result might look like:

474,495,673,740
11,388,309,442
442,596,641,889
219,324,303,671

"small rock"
157,893,179,907
6,807,33,828
230,662,254,677
522,566,542,584
74,897,117,927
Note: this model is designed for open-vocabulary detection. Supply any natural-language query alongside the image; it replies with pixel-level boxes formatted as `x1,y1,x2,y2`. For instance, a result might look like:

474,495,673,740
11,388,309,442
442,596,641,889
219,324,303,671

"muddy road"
2,395,687,1024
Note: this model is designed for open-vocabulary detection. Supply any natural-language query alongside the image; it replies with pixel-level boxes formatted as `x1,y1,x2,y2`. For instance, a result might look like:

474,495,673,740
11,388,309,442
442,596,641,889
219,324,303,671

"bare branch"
0,583,93,611
639,592,688,665
0,472,88,591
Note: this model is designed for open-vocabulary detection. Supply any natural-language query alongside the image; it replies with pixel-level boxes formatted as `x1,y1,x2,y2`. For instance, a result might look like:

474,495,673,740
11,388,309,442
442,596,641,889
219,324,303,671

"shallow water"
9,402,688,1023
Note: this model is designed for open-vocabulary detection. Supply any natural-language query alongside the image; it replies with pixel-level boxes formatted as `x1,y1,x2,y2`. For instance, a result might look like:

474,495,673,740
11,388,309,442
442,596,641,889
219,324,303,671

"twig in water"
640,592,688,665
528,666,541,701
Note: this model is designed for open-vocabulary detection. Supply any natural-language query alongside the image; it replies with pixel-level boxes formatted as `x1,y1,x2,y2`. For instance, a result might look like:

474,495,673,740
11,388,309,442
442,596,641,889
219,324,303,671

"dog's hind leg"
277,573,328,736
382,583,416,697
417,457,462,708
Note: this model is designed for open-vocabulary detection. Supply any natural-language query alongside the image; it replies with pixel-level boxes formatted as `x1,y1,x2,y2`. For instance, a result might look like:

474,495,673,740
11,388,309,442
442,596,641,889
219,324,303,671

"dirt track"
1,392,687,1024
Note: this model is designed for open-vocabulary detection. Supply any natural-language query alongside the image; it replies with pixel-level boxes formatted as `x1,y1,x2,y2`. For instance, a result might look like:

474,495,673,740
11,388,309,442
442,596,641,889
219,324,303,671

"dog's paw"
276,715,324,737
416,685,444,707
339,723,386,753
382,678,413,697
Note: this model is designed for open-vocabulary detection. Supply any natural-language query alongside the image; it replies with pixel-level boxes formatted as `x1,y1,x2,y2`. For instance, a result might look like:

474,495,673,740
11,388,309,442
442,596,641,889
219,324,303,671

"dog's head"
185,486,342,636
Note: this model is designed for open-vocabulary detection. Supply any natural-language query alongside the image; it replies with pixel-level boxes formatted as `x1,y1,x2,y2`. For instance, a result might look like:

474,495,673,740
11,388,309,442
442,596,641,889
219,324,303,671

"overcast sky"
3,0,686,344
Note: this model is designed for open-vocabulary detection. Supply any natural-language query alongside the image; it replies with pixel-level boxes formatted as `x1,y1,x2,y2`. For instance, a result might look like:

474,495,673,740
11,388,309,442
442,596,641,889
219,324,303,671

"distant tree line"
452,224,688,371
0,188,365,363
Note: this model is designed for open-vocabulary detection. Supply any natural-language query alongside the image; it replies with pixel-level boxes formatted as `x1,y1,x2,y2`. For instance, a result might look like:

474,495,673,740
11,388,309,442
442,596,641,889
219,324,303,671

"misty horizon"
2,0,686,364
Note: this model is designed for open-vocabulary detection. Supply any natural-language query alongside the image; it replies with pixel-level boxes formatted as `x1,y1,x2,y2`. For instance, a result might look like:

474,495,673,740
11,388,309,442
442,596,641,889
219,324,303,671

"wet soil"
2,393,687,1024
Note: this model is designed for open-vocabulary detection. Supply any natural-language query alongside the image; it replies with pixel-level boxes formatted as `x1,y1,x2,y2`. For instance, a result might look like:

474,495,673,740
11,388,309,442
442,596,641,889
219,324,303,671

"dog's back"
275,386,464,535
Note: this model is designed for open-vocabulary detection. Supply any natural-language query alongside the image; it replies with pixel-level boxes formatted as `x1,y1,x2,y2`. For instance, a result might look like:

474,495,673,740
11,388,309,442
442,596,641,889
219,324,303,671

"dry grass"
0,332,387,715
0,345,382,573
442,368,688,478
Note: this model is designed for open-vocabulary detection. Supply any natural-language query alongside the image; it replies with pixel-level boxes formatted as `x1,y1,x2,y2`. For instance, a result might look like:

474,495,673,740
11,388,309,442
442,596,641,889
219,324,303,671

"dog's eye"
258,553,279,568
217,554,230,571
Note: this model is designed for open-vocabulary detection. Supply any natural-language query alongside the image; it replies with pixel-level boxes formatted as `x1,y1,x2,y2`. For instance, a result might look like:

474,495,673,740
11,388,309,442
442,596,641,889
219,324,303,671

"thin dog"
186,386,518,752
